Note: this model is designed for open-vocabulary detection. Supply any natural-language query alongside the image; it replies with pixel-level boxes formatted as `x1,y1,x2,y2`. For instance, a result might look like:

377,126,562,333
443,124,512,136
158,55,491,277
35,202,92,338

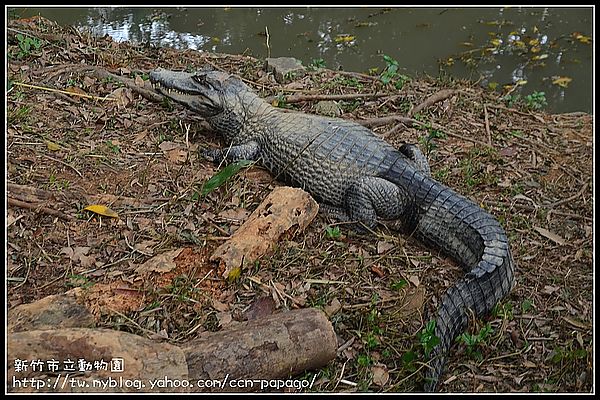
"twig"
356,114,495,148
43,154,83,178
8,197,75,221
483,103,492,145
543,180,590,208
12,81,117,102
267,92,388,104
408,89,456,117
265,26,271,58
85,67,164,103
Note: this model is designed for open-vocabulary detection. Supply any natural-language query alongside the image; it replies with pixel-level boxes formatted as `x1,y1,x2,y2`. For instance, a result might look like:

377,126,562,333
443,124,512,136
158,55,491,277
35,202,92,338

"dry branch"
408,89,457,117
266,92,388,104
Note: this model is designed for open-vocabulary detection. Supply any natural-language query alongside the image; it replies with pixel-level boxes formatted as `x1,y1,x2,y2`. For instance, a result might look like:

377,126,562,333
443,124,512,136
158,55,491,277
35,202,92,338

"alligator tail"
380,162,516,391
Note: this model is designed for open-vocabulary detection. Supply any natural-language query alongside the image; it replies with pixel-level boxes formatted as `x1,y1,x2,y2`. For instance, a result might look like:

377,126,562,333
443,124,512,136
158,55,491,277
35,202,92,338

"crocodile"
149,67,516,391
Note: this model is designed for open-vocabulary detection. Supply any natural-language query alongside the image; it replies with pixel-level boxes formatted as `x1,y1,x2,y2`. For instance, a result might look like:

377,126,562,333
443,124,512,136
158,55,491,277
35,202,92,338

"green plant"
325,225,341,240
419,126,447,154
308,58,326,70
105,140,121,154
457,322,493,360
379,54,410,89
524,91,547,110
417,320,440,357
15,33,42,59
200,160,254,196
390,279,407,291
66,274,94,289
380,54,399,85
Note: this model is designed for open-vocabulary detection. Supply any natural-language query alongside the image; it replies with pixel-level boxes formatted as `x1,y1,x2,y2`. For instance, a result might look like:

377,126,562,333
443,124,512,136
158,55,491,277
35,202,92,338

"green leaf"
200,160,254,196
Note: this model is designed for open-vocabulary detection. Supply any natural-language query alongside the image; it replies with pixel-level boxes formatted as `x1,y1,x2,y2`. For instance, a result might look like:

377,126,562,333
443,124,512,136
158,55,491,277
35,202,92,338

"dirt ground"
6,16,593,392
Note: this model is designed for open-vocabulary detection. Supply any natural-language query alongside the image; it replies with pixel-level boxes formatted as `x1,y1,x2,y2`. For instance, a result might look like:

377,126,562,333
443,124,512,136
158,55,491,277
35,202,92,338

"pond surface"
11,6,593,113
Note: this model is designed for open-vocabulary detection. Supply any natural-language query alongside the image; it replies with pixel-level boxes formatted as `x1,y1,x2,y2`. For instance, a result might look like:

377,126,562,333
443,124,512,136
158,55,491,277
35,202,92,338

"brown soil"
6,16,593,393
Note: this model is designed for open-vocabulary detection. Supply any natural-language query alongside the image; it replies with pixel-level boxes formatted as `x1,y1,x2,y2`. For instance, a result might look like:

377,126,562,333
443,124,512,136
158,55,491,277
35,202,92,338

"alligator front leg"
202,141,261,164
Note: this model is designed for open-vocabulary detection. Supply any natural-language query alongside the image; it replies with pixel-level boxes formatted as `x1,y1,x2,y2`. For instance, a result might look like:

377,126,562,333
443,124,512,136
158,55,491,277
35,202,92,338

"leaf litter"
6,15,593,393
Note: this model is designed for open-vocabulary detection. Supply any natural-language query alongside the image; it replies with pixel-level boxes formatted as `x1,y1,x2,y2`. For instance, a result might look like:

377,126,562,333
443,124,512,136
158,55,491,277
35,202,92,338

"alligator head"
149,67,251,117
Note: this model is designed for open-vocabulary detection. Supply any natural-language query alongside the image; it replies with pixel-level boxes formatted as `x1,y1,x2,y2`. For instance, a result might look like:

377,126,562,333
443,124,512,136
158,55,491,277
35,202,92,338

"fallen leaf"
335,34,355,43
376,240,395,254
533,226,565,245
244,296,276,320
408,275,420,287
212,299,229,312
371,364,389,387
216,311,232,327
135,248,184,274
552,76,572,88
324,297,342,317
45,140,60,151
83,204,119,219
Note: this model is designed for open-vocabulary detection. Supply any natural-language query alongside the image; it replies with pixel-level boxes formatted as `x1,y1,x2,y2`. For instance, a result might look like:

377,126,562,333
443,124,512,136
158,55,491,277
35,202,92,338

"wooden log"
183,308,337,392
211,186,319,279
7,328,188,393
8,292,95,333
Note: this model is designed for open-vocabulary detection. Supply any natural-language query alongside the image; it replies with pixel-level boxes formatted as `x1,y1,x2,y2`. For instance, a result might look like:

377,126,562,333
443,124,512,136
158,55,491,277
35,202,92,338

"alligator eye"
192,74,214,89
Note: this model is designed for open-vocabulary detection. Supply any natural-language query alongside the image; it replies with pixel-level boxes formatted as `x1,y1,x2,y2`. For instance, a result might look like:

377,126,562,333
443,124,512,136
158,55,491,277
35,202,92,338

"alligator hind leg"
399,143,431,176
202,141,260,164
345,177,410,229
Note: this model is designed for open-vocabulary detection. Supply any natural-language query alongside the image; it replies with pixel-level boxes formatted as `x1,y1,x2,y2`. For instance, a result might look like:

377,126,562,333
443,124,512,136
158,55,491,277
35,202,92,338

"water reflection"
11,7,592,113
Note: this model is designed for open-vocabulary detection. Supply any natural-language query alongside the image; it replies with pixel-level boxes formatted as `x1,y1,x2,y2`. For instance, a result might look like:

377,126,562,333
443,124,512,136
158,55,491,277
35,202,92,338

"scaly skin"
149,67,516,391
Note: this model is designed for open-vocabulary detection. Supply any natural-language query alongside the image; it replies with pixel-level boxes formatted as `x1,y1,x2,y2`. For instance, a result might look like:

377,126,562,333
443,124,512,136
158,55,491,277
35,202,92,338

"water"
11,6,593,113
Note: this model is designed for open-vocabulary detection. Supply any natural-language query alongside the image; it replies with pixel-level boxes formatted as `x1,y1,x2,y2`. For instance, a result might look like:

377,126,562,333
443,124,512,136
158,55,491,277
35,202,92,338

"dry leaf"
212,299,229,312
371,364,389,387
552,76,572,88
244,296,276,320
45,140,60,151
324,297,342,317
533,226,565,245
83,204,119,219
376,240,395,254
135,248,184,274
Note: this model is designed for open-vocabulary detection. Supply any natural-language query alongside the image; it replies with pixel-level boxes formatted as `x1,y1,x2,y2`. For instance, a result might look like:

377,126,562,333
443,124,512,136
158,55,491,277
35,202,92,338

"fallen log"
183,307,337,392
7,328,188,393
7,292,337,393
210,186,319,279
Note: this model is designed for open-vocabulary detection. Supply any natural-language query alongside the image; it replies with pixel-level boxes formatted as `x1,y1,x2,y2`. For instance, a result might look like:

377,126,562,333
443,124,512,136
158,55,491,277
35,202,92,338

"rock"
314,101,342,117
265,57,305,83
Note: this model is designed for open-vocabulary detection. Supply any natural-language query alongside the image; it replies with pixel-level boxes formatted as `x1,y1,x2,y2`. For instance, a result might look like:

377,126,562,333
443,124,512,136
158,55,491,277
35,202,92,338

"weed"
521,298,534,313
503,91,547,111
105,140,121,154
308,58,326,70
325,225,342,240
379,54,411,90
8,105,32,124
14,34,42,59
401,349,418,372
357,353,373,367
418,125,447,154
66,274,94,289
457,322,493,360
417,320,440,357
380,55,398,85
390,279,408,291
524,91,547,111
432,166,450,183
